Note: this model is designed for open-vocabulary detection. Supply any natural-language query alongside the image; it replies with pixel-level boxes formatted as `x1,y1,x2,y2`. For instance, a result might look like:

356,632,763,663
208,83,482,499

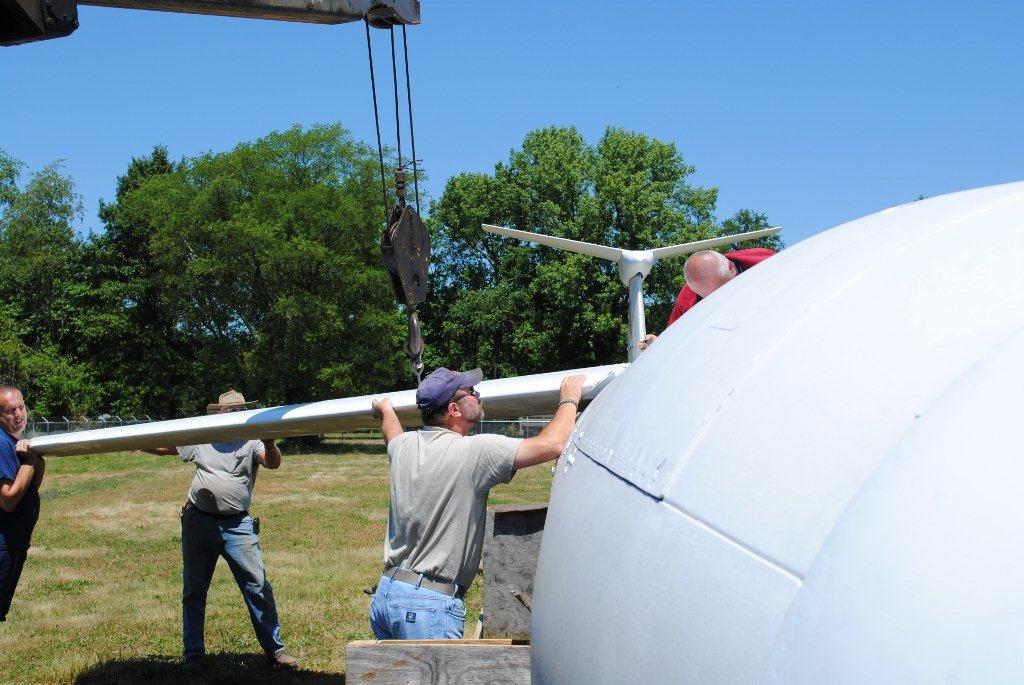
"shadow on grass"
74,652,344,684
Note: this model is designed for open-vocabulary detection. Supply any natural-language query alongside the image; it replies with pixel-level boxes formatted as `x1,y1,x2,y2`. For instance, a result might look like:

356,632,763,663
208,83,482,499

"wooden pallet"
346,639,530,684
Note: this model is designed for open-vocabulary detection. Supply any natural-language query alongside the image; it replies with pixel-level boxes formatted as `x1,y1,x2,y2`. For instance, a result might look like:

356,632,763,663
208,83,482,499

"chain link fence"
473,417,553,439
25,415,164,438
23,415,553,439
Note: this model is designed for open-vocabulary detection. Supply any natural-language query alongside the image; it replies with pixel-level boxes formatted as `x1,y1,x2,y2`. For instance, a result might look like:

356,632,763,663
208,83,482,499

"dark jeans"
0,547,28,621
180,507,286,657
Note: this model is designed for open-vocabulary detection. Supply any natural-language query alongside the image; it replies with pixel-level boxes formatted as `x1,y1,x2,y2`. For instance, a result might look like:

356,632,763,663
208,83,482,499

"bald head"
0,386,27,438
683,251,737,299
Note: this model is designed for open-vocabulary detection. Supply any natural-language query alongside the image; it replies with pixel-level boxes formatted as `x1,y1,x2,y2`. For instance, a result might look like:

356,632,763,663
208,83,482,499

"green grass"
1,440,554,684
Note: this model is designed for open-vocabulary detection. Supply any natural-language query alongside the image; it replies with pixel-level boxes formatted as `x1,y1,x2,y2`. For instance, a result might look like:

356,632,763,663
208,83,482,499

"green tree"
423,125,722,376
0,149,102,416
81,146,187,416
720,209,785,252
108,125,408,412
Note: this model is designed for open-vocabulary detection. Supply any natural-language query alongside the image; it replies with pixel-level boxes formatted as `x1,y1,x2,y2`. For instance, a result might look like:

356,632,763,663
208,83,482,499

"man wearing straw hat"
146,389,297,673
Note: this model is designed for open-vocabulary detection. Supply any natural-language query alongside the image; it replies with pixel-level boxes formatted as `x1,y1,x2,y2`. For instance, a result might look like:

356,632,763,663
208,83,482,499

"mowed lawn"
1,439,554,684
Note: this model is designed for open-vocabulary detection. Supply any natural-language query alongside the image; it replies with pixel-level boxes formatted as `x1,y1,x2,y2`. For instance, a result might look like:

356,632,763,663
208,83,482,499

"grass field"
1,440,554,684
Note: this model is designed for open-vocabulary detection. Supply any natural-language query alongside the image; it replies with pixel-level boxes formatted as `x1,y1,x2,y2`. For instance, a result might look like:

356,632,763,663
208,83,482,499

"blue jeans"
369,574,467,639
0,547,28,621
180,507,286,657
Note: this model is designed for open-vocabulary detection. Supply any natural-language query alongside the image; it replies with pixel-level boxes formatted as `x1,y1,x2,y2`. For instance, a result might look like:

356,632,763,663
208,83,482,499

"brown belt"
385,566,465,599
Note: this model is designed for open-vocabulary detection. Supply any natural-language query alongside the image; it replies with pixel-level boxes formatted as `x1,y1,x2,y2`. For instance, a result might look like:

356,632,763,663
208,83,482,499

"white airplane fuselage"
532,181,1024,683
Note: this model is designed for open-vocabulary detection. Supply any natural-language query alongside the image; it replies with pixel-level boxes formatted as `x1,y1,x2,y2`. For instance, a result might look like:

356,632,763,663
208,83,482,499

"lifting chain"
366,21,427,384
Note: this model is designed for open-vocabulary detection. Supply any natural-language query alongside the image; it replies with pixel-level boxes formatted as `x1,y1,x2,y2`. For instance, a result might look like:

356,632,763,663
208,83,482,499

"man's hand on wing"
637,333,658,351
15,440,39,464
559,375,586,405
371,398,394,420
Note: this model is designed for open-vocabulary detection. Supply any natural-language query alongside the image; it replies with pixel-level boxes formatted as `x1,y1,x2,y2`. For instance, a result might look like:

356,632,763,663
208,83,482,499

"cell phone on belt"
252,517,261,535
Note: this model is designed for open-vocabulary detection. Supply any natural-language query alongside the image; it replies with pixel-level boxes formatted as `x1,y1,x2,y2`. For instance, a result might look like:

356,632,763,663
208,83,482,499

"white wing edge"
31,364,629,456
649,227,782,260
483,224,781,263
482,225,623,261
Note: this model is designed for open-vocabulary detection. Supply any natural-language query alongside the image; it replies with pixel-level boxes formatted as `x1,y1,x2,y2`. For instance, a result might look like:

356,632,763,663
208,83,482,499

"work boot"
182,654,204,675
268,649,299,669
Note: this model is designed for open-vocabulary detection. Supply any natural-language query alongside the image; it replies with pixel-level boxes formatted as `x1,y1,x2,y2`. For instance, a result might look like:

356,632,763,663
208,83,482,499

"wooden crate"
481,504,548,639
346,639,530,684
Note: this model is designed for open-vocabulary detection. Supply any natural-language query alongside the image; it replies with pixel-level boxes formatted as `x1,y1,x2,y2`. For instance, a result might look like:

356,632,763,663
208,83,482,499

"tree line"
0,124,780,418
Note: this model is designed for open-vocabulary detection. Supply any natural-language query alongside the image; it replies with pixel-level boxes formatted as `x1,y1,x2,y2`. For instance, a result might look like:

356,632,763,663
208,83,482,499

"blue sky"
2,1,1021,246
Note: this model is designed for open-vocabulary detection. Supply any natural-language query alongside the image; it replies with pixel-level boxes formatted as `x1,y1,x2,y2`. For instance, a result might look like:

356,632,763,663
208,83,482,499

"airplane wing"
648,227,782,260
483,224,782,263
30,364,628,456
482,225,623,261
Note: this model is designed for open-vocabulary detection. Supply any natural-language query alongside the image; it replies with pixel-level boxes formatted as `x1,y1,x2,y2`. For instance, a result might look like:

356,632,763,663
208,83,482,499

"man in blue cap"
368,367,585,639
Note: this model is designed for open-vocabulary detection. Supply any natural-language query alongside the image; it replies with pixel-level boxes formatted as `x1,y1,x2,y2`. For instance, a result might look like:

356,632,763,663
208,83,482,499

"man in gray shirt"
146,389,297,673
369,368,585,639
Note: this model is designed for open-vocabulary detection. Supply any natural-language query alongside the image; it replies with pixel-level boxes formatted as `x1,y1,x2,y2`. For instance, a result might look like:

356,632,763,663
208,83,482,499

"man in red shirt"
638,248,775,351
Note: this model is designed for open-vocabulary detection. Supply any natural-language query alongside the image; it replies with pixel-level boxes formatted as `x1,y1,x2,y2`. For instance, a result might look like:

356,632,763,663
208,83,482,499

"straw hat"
206,389,258,413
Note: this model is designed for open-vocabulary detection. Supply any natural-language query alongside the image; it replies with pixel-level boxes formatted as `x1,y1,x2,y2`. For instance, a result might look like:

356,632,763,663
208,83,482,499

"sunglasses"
451,388,480,403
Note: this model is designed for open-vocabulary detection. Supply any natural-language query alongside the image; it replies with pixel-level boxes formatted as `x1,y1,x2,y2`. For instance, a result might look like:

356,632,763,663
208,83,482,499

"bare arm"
372,398,403,446
513,375,586,470
0,444,39,513
258,439,282,469
0,467,36,512
1,441,45,511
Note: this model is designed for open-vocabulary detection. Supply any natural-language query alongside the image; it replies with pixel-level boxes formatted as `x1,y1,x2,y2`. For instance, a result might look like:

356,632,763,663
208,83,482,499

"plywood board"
346,640,530,684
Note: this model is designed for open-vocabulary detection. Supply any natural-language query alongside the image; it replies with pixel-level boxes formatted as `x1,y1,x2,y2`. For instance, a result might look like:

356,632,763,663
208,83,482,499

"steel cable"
390,26,403,200
364,19,389,224
402,24,421,214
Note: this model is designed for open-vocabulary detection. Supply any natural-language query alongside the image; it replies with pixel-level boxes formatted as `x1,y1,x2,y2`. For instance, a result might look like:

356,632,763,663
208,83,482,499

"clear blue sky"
3,1,1021,246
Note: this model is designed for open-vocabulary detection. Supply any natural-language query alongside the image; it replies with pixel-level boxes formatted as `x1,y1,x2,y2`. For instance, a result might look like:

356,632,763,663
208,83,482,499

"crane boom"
76,0,419,25
1,0,418,45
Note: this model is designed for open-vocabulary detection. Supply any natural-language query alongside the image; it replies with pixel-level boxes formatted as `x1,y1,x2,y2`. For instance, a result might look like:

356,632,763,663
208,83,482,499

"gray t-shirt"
384,426,521,588
179,440,265,515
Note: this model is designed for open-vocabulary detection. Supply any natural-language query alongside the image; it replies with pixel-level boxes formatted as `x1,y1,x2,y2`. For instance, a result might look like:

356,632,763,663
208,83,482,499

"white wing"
482,224,782,263
31,364,627,456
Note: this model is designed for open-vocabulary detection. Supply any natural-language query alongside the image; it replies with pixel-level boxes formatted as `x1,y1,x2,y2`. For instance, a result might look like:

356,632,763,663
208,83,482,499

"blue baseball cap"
416,367,483,415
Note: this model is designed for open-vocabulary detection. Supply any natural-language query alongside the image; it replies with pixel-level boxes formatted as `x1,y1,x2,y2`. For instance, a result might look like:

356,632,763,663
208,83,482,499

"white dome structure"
532,181,1024,683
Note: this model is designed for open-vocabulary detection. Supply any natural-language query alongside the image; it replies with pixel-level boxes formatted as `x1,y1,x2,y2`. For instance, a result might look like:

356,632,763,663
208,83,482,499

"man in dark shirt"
0,385,44,621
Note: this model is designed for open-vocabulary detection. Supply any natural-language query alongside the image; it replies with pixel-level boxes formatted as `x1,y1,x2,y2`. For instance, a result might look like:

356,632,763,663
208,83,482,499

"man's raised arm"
513,375,585,470
372,398,403,446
